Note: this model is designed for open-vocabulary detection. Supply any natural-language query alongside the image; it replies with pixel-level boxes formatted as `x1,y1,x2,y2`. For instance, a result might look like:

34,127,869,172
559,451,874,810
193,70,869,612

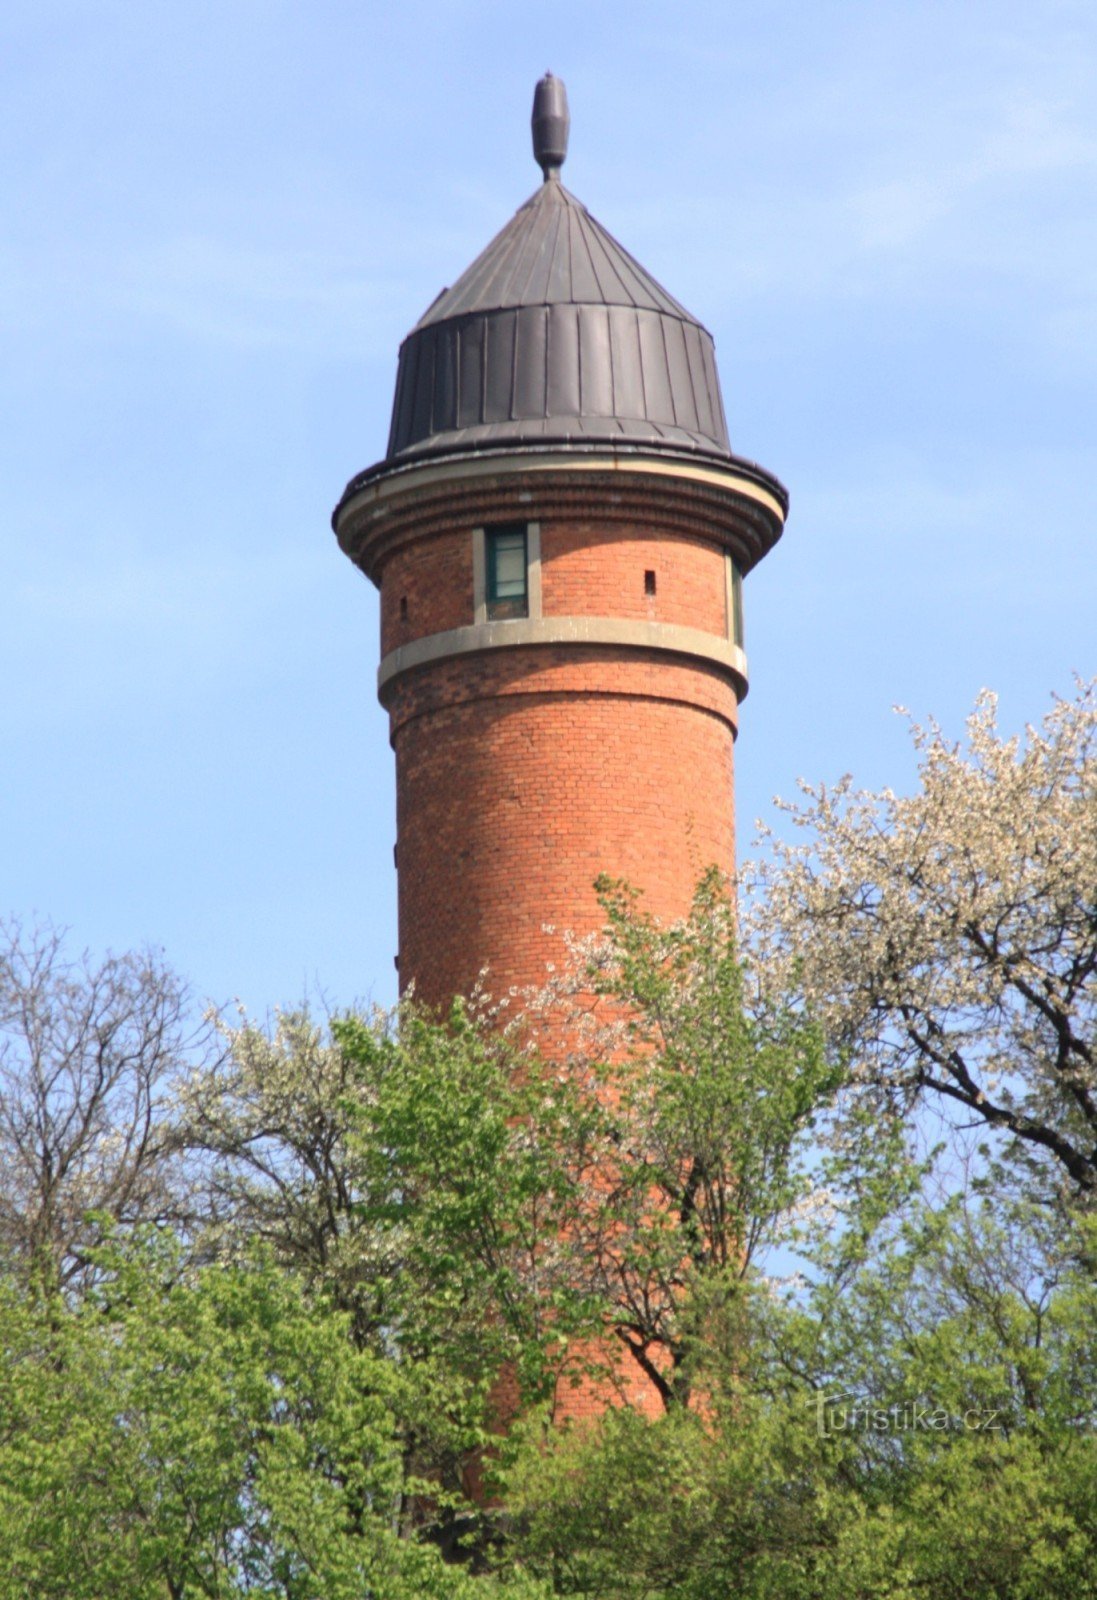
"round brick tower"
334,75,786,1012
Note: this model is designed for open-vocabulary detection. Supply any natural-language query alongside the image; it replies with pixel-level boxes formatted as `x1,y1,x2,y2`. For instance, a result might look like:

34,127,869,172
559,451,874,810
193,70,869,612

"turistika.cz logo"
816,1393,1005,1436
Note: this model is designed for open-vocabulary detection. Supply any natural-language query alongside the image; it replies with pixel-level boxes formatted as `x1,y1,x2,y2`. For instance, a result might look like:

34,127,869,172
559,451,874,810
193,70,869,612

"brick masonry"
336,467,774,1012
336,456,784,1424
351,467,754,1011
393,660,736,1008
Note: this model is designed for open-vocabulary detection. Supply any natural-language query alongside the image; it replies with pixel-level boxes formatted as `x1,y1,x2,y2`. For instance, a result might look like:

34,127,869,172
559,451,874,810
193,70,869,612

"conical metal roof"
411,179,696,328
374,76,733,473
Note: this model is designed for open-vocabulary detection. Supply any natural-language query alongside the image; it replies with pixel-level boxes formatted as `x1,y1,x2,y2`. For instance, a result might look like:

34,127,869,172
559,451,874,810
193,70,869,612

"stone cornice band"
336,450,785,582
378,615,749,702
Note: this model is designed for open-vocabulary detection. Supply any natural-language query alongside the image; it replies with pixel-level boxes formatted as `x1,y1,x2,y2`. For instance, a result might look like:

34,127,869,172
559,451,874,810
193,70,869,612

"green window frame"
486,525,529,619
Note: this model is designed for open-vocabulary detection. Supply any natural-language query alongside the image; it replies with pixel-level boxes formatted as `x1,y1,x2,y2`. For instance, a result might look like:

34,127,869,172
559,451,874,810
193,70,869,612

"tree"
339,1000,601,1469
500,1191,1097,1600
333,874,835,1420
165,888,837,1556
0,1232,548,1600
748,681,1097,1201
0,919,202,1292
529,870,837,1409
177,1000,569,1537
176,1005,402,1348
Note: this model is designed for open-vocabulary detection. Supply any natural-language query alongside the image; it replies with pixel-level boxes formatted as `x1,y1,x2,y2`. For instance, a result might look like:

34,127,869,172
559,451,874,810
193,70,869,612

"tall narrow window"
486,525,528,620
730,560,744,647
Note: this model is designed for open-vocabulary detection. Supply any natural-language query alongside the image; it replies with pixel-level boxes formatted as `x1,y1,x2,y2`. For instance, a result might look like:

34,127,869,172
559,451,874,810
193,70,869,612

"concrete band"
338,447,787,529
377,615,749,698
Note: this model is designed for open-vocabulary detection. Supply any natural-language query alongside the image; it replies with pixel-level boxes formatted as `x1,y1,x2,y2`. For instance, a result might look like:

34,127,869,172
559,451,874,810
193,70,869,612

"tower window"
486,525,529,620
473,521,541,625
730,560,744,647
644,569,656,596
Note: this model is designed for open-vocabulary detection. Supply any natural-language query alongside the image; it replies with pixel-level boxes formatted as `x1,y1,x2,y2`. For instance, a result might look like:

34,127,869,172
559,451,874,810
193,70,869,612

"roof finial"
532,71,569,181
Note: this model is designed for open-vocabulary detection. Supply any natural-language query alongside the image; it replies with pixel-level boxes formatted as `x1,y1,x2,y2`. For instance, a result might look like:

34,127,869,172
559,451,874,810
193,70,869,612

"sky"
2,0,1094,1018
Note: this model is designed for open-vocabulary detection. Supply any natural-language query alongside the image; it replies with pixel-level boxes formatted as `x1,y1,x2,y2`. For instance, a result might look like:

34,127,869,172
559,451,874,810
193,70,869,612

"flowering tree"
176,1006,405,1349
347,876,828,1417
748,681,1097,1201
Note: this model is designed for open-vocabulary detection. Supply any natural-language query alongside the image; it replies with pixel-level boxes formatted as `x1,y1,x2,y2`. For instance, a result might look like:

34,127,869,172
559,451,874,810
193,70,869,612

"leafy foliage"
0,1233,546,1600
177,1006,402,1348
527,869,836,1407
501,1193,1097,1599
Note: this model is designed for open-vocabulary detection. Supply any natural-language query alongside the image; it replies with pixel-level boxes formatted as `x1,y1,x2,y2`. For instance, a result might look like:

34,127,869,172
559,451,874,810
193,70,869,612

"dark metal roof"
386,176,731,465
412,178,696,328
360,75,744,483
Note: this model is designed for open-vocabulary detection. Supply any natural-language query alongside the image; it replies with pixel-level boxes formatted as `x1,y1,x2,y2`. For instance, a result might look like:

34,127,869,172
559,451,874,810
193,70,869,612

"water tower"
333,75,786,1011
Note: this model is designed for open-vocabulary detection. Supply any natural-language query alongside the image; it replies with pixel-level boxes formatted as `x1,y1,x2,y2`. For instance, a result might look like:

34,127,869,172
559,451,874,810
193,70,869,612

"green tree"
177,1005,402,1349
334,873,834,1420
530,869,837,1408
0,1232,546,1599
500,1192,1097,1599
179,1000,574,1518
337,997,604,1510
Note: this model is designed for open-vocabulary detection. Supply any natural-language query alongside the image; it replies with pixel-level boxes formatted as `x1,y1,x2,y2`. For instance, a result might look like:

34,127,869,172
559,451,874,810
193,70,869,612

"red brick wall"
380,527,473,657
386,645,738,736
378,513,731,659
371,490,742,1012
391,653,737,1011
541,522,727,635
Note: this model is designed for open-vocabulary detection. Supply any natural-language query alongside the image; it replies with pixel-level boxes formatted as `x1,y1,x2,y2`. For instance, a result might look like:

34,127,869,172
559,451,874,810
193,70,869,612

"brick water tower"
334,76,786,1010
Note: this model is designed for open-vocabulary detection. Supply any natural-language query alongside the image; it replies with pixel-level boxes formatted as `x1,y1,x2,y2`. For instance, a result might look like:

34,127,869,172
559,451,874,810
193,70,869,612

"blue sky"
2,1,1094,1015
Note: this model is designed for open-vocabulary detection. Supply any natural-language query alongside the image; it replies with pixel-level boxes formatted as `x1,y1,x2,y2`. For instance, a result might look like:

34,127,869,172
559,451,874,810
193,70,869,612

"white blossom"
745,680,1097,1199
